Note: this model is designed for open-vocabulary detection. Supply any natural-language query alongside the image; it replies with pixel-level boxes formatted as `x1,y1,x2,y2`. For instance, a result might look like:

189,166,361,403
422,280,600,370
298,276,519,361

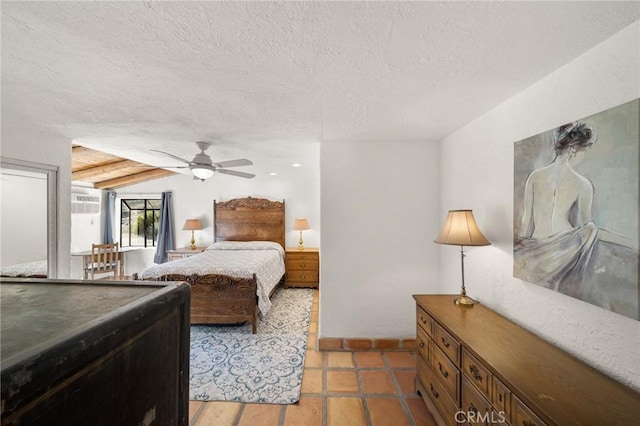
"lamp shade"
191,166,214,180
434,210,490,246
293,218,310,231
182,219,203,231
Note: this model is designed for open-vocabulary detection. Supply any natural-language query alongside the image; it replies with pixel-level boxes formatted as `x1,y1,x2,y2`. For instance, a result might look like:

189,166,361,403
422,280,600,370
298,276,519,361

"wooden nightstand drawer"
286,271,318,283
286,251,318,261
286,259,319,271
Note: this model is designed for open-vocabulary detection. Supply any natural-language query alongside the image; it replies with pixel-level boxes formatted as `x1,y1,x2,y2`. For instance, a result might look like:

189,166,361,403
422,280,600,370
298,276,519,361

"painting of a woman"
514,100,639,320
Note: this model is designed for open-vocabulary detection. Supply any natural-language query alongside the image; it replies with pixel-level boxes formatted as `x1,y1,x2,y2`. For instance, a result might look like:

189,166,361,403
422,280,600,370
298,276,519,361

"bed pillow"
205,241,285,258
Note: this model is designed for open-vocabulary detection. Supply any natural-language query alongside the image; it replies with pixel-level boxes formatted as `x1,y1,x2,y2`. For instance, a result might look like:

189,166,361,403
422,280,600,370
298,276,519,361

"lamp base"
453,294,478,307
189,231,196,250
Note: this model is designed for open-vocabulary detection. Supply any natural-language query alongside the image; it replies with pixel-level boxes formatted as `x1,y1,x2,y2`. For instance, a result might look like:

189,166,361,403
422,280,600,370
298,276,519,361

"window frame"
119,198,161,248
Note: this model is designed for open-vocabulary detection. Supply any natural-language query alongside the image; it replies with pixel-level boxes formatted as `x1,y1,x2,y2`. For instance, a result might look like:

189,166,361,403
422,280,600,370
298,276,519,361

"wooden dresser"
168,246,206,261
1,279,191,425
285,248,319,288
413,295,640,426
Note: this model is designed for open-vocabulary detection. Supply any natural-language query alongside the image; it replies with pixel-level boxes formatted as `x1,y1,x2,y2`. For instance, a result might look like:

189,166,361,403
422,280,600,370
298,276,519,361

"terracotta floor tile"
405,397,438,426
366,397,411,426
327,397,367,426
284,396,323,426
189,401,203,422
237,404,282,426
384,352,416,369
393,369,417,394
307,333,317,349
327,351,355,368
194,401,241,426
360,370,396,394
304,349,324,368
355,351,385,368
301,369,323,394
327,370,359,394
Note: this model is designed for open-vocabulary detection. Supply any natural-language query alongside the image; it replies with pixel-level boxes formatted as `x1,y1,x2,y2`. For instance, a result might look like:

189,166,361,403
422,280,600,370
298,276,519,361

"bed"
135,196,285,333
0,260,48,278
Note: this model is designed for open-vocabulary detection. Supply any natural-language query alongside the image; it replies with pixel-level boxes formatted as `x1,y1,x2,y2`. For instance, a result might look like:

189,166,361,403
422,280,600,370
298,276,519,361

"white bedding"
138,241,285,315
0,260,48,277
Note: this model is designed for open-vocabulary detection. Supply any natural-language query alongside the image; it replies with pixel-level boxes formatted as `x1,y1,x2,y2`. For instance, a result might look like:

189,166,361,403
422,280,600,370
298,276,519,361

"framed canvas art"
514,99,639,320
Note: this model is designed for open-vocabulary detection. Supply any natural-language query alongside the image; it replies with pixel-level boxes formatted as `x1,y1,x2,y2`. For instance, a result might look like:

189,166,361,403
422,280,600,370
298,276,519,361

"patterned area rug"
189,287,313,404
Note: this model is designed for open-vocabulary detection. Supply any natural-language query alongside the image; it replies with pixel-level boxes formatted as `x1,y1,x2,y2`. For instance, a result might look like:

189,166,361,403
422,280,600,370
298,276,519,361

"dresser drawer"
492,376,511,421
416,307,434,337
434,322,460,364
512,395,546,426
431,343,460,403
462,377,493,426
462,349,491,401
418,360,459,426
416,326,430,365
286,259,319,271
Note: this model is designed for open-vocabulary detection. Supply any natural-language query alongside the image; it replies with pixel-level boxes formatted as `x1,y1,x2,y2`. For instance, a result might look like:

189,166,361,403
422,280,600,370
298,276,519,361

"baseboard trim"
318,337,416,351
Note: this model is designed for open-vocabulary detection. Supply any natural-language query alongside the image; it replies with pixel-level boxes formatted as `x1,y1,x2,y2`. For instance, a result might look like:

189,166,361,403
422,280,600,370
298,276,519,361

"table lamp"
293,218,310,250
182,219,202,250
434,210,491,306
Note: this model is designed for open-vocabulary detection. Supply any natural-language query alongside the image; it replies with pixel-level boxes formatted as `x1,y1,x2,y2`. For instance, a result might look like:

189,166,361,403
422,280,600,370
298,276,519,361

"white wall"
0,114,72,278
439,22,640,390
320,140,440,338
68,186,104,279
115,159,320,276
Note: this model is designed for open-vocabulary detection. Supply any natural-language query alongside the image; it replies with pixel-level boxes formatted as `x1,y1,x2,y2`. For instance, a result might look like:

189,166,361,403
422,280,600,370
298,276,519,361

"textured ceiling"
2,1,638,179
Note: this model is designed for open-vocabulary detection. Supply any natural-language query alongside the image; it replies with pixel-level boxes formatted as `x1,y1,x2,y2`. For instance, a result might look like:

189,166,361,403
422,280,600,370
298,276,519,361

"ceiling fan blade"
150,149,191,164
134,165,189,169
213,159,253,168
216,169,255,179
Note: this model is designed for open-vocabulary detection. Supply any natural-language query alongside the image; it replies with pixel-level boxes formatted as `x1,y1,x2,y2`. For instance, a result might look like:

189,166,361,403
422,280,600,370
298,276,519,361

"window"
120,199,161,247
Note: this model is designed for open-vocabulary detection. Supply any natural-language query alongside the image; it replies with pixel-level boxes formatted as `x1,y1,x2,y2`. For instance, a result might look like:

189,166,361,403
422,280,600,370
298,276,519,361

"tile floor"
188,291,437,426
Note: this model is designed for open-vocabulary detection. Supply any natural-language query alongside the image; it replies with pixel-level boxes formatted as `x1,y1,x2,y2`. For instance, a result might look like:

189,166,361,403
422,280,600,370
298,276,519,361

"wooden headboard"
214,197,286,249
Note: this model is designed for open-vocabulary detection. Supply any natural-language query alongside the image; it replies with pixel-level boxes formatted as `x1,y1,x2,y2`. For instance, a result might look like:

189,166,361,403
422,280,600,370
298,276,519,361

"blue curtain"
102,191,116,244
154,191,175,264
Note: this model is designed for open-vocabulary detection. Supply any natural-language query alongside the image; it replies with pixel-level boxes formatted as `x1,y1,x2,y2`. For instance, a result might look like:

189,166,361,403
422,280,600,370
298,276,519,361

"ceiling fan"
150,141,255,181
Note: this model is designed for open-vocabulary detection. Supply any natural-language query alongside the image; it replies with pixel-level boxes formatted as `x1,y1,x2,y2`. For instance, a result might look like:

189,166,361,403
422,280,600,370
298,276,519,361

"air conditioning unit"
71,193,101,214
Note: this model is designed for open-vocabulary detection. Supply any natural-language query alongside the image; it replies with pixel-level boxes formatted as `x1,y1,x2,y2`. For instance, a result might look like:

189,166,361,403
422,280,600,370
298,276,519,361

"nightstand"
285,248,319,288
167,247,206,261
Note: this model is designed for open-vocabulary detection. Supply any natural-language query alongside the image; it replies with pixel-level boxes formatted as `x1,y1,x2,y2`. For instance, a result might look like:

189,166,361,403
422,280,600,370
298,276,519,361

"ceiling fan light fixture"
191,166,214,180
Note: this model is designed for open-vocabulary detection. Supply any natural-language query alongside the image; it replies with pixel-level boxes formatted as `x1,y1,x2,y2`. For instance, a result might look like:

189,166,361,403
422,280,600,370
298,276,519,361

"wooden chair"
85,242,121,279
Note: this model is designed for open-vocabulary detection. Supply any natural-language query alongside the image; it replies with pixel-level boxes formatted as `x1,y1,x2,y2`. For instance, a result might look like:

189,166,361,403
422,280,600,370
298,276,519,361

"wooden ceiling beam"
94,169,175,190
71,145,95,157
72,159,142,181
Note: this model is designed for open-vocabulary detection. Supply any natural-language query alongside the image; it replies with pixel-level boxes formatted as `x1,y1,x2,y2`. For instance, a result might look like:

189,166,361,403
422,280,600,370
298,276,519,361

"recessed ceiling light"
291,163,302,167
269,172,277,176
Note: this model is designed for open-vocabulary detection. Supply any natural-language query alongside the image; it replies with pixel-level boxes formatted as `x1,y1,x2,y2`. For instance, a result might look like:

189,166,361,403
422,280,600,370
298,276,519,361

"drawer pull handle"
429,383,439,398
468,402,478,415
498,393,503,402
438,362,449,378
420,316,427,325
419,341,425,349
300,263,306,267
441,337,450,348
469,365,483,382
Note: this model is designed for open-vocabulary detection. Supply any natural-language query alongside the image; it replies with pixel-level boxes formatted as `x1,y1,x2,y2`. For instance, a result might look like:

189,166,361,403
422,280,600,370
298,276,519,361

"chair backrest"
90,242,120,278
